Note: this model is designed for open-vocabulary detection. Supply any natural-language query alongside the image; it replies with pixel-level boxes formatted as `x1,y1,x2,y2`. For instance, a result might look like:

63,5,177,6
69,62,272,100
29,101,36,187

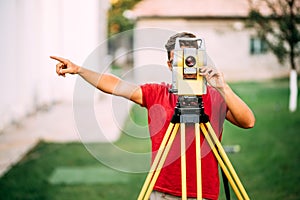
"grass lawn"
0,78,299,200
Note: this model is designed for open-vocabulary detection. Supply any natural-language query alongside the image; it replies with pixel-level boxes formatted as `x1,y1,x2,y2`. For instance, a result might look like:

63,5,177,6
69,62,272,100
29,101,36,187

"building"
130,0,290,84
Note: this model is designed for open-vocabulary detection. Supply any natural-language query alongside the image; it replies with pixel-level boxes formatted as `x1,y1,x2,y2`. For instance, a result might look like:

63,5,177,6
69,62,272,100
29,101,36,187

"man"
51,32,255,200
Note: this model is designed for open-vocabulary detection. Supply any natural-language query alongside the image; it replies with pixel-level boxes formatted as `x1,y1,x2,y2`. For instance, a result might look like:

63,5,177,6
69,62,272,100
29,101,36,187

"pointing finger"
50,56,68,64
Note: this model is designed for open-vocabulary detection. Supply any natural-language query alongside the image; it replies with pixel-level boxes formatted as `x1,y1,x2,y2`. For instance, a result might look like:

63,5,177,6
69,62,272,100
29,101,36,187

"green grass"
0,142,147,200
0,78,299,200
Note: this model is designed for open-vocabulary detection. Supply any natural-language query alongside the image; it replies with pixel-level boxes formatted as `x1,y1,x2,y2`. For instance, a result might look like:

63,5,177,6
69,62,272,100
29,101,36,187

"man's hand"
50,56,80,77
199,66,225,94
199,66,255,128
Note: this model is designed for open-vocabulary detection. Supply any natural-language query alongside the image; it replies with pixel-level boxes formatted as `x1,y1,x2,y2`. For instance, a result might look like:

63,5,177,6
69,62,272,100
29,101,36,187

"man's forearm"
221,84,255,128
77,67,142,105
78,67,120,95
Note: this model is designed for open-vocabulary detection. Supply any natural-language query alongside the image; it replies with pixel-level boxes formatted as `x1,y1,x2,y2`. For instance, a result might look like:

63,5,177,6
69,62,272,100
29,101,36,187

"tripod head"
171,95,209,124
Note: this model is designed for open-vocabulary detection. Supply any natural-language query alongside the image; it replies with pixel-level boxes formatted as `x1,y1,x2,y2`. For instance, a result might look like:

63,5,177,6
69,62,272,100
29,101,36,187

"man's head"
165,32,197,69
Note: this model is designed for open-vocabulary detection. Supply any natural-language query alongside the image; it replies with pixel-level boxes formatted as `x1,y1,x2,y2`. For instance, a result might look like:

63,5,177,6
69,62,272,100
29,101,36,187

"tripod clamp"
171,95,209,124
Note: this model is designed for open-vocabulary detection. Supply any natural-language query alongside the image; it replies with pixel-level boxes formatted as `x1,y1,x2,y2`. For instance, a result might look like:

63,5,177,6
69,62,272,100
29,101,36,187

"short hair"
165,32,197,60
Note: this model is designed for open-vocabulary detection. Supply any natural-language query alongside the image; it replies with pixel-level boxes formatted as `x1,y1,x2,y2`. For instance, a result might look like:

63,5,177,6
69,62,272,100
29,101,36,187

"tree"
108,0,141,37
106,0,142,69
247,0,300,112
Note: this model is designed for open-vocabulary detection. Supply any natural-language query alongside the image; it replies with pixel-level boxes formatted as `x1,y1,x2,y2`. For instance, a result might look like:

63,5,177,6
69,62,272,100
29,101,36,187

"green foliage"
108,0,142,37
248,0,300,69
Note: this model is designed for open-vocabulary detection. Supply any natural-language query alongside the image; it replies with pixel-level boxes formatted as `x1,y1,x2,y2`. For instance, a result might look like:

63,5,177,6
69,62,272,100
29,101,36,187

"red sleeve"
140,83,154,108
140,83,168,108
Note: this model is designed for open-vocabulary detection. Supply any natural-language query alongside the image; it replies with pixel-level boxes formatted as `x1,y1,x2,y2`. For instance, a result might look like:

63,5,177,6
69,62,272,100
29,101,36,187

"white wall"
133,28,176,84
0,0,108,129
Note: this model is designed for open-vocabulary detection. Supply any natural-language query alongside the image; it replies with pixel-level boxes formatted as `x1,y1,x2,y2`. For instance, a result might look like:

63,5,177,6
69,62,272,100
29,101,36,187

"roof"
131,0,251,19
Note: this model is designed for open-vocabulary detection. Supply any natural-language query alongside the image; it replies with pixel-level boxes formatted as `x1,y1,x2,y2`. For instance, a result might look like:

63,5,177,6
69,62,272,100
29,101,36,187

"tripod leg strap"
221,166,231,200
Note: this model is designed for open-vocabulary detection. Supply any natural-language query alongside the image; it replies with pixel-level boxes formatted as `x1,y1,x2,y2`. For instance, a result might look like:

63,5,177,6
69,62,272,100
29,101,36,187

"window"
250,37,268,55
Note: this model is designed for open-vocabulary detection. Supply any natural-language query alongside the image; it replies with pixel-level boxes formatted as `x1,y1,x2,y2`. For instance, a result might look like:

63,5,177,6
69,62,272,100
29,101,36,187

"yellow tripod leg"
205,122,250,200
137,122,175,200
195,123,202,200
200,123,244,200
138,123,180,200
143,123,180,200
181,123,187,200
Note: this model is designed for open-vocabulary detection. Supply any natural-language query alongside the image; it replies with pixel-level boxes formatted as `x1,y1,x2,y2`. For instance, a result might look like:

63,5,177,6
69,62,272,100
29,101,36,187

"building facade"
130,0,290,84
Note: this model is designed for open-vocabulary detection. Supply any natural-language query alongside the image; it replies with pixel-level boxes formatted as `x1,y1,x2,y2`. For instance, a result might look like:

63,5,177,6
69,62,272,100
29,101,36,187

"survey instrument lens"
185,56,196,67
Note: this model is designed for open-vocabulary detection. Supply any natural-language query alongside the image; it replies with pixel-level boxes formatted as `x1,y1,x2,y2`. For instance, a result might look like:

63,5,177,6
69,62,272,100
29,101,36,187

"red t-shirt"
141,83,227,200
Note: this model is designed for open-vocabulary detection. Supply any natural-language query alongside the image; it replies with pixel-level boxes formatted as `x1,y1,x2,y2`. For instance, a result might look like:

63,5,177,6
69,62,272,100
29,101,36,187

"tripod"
137,96,250,200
